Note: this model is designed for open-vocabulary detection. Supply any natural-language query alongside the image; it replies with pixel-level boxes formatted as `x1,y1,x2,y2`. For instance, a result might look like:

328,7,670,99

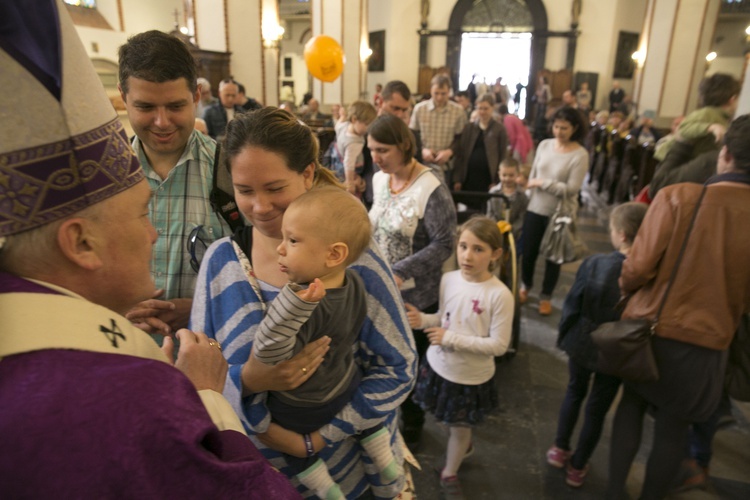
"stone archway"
447,0,548,118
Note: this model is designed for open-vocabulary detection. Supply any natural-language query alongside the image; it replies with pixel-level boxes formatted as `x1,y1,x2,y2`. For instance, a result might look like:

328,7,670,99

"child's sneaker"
546,445,571,468
439,474,465,500
565,463,589,488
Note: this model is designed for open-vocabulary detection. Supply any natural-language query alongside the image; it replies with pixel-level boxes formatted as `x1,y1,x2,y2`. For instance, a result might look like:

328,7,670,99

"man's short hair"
698,73,740,107
381,80,411,102
455,91,469,99
197,77,211,92
430,74,452,90
725,114,750,173
118,30,198,95
219,78,237,90
237,83,246,95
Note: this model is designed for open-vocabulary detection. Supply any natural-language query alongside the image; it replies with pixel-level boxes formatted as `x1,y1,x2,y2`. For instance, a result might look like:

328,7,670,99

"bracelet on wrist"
303,433,315,457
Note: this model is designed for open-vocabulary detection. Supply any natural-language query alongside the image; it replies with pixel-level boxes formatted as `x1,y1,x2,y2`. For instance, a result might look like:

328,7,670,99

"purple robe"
0,273,301,498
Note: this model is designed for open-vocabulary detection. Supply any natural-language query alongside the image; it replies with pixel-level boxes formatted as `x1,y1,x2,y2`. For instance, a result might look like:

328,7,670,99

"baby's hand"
296,278,326,302
404,303,423,329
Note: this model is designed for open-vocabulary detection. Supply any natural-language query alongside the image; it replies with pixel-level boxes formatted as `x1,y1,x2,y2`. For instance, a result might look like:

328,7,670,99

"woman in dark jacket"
452,94,508,210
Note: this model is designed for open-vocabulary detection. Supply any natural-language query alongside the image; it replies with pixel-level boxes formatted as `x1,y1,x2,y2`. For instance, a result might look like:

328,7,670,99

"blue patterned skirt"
412,359,498,426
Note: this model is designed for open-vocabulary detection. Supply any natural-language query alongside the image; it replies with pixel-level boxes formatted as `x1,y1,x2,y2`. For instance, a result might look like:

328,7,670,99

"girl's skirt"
412,359,498,426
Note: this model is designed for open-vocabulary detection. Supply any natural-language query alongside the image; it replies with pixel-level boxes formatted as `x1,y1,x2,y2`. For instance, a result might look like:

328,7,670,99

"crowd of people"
2,3,748,499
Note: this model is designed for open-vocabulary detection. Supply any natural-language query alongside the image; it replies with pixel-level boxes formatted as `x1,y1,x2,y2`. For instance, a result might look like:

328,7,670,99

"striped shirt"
409,99,467,151
134,130,230,300
190,235,416,498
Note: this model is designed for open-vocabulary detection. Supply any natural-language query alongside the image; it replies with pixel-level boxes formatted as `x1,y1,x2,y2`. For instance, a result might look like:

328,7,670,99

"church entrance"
458,32,532,119
447,0,548,120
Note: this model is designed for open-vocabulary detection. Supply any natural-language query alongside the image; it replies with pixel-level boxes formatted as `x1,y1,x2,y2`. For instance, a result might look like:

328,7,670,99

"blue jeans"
555,359,621,469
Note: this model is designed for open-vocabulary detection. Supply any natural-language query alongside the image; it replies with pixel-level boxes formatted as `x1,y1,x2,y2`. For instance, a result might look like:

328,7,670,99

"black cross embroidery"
100,319,126,348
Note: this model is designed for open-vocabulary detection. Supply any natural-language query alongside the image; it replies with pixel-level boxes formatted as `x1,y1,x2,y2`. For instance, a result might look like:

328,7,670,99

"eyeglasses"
187,225,208,273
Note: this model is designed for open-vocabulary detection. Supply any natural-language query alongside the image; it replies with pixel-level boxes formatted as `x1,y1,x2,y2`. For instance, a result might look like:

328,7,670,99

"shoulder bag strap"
654,185,707,323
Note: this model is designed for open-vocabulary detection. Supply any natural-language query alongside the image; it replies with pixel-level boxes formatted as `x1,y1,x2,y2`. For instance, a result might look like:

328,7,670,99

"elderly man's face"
94,180,158,315
219,82,238,109
308,99,319,112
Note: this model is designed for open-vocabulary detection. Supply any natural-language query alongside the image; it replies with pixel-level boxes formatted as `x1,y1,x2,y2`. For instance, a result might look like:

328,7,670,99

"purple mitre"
0,0,143,238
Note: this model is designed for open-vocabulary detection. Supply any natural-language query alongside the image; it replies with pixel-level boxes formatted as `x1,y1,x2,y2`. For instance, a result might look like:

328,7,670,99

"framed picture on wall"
613,31,639,79
368,30,385,72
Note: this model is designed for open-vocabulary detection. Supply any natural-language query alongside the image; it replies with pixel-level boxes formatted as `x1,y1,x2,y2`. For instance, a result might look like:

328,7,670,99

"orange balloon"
304,35,345,83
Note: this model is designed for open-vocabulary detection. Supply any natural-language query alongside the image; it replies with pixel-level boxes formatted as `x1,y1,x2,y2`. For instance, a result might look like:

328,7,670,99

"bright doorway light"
458,33,532,119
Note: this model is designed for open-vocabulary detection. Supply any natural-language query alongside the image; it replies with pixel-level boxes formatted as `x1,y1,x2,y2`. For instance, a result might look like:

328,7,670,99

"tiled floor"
407,186,750,499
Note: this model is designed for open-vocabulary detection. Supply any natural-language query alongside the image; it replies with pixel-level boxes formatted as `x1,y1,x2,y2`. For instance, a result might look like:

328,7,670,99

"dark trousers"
555,359,621,470
689,390,731,468
521,211,561,297
401,302,438,434
607,386,690,500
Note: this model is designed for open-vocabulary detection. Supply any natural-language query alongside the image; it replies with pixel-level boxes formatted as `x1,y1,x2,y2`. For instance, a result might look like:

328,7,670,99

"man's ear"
117,83,127,104
56,218,104,271
326,242,349,268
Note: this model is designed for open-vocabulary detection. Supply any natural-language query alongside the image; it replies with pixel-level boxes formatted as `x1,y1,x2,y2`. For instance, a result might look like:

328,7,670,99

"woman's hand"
256,423,326,457
241,336,331,395
404,303,423,329
425,327,447,346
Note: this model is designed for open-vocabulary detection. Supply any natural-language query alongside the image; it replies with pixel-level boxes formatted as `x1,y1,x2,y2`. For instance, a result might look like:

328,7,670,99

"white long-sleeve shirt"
421,270,514,385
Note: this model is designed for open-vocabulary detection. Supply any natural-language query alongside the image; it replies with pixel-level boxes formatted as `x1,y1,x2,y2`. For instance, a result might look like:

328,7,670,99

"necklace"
389,160,418,195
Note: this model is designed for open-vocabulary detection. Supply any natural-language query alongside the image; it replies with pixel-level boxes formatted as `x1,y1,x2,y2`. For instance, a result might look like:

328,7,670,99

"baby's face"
276,206,331,284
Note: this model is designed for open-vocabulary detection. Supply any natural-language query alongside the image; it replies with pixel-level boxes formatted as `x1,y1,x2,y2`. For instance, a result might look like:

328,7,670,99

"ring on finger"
209,341,222,351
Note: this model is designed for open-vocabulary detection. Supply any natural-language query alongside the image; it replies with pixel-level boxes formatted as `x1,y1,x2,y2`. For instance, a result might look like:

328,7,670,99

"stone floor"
407,186,750,499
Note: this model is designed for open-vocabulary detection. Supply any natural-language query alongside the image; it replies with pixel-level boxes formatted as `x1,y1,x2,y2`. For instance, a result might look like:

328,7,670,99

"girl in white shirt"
406,216,514,498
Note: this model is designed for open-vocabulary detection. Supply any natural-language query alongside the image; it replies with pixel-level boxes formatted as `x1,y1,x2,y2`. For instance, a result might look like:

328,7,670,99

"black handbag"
591,186,708,383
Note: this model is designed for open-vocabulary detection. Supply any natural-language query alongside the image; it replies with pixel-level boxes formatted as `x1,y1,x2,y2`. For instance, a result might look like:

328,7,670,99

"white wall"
228,0,264,104
195,0,226,52
279,19,312,105
367,0,420,94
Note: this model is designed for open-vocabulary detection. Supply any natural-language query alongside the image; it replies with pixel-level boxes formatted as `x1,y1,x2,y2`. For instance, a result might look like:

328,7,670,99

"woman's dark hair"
551,106,588,144
222,107,339,186
367,114,416,164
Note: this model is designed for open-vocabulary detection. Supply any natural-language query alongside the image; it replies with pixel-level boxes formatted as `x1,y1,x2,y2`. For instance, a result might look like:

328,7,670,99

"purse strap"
653,185,708,324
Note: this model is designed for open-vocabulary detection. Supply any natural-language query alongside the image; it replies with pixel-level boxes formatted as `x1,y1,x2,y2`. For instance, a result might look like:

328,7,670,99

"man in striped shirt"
118,30,230,337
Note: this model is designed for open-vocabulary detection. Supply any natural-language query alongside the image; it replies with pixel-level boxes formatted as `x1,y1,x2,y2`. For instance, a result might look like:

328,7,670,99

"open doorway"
458,32,532,119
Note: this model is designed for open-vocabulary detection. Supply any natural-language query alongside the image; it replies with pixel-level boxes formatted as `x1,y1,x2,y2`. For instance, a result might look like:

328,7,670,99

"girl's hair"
609,202,648,244
367,114,416,164
459,216,504,271
348,101,377,124
223,107,341,187
551,106,588,144
476,93,496,107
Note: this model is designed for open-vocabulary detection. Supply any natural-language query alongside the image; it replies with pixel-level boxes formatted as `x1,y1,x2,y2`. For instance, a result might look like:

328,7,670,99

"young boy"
654,73,739,161
547,202,648,488
487,158,529,245
254,187,401,499
334,101,378,195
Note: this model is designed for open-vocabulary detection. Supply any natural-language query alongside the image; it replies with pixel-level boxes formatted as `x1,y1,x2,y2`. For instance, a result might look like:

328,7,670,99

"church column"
225,0,265,104
311,0,368,107
260,0,282,107
635,0,721,123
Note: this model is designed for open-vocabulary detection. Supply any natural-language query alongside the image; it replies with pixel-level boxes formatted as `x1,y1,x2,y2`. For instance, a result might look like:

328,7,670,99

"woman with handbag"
606,115,750,500
520,106,589,315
